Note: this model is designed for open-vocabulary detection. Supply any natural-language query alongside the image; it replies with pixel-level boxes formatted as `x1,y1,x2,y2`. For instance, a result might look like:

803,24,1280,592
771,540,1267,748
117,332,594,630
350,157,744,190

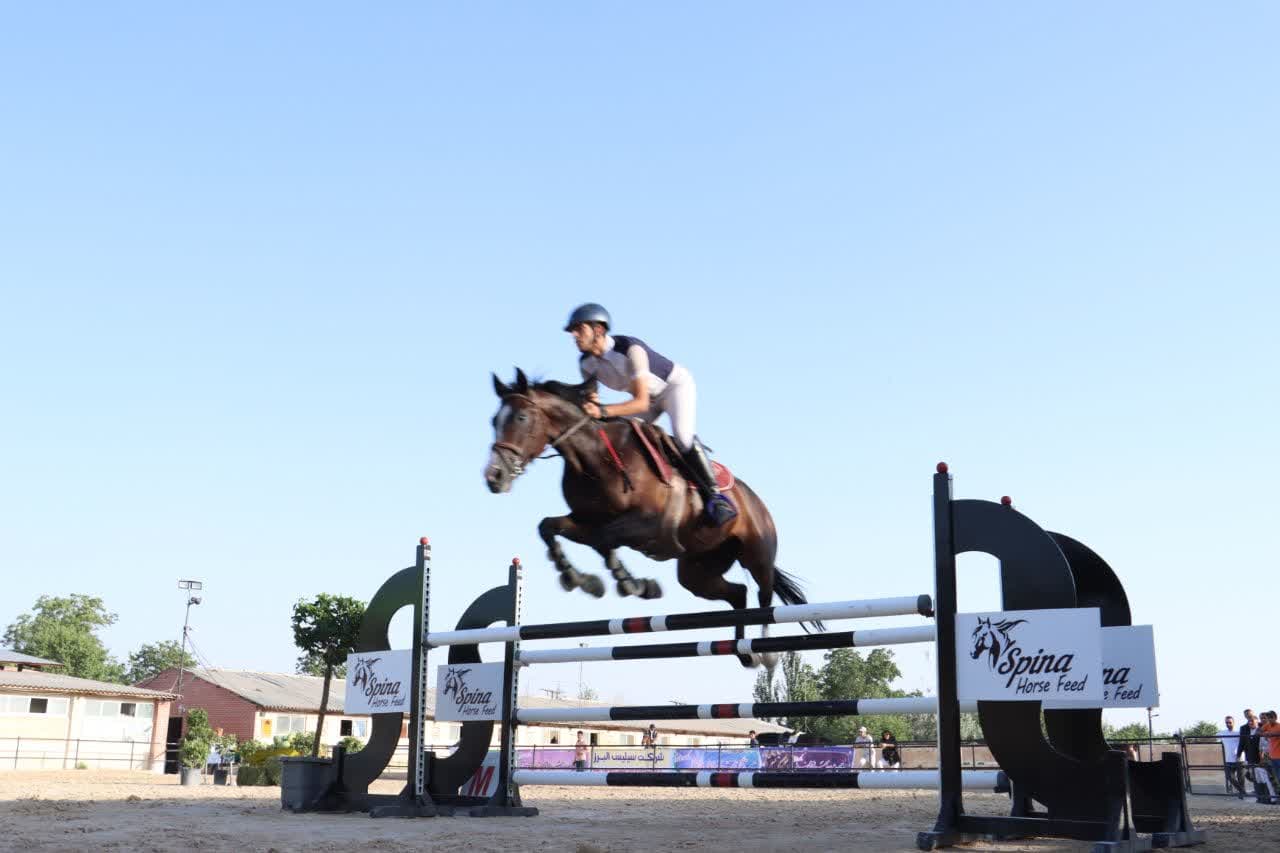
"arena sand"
0,770,1275,852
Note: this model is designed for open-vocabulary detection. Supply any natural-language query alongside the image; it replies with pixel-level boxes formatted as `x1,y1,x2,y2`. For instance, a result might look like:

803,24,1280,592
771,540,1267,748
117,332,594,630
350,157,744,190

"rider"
565,302,737,526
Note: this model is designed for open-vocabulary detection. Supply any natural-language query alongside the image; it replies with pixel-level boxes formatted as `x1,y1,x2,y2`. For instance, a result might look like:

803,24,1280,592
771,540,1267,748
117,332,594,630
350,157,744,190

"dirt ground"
0,770,1275,852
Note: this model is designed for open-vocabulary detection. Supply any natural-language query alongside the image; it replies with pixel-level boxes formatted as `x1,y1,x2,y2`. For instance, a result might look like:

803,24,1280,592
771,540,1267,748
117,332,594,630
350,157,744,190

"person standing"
1240,709,1273,803
1218,715,1246,797
1260,711,1280,801
574,730,589,772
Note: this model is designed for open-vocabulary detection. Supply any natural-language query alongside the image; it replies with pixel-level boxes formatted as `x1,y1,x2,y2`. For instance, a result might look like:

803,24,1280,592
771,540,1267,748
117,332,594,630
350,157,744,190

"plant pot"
213,768,229,786
180,767,202,786
280,756,336,812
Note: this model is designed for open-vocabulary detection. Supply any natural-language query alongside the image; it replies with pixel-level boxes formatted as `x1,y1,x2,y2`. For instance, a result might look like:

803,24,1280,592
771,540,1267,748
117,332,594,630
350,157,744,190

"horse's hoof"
640,579,663,599
617,578,644,597
558,573,578,592
581,575,606,598
736,653,757,668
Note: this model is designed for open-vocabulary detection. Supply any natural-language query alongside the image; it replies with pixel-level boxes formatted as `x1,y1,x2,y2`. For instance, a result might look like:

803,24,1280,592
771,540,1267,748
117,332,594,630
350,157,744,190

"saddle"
615,419,736,562
626,420,734,491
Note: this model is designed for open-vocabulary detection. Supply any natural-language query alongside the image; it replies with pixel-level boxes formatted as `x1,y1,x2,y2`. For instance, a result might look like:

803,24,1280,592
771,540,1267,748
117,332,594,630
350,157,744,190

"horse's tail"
773,566,825,633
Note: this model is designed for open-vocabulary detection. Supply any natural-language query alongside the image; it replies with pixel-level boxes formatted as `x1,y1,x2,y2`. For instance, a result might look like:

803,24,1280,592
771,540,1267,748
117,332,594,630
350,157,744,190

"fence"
0,736,162,771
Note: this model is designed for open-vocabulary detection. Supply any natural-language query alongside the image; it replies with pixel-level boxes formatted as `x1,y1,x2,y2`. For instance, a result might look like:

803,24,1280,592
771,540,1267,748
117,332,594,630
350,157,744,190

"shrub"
75,762,88,770
262,755,284,786
180,708,215,769
337,736,364,754
236,765,263,786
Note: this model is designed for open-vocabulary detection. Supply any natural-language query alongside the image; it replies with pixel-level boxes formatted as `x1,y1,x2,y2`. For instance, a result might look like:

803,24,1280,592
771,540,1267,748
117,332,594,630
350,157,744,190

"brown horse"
484,369,817,666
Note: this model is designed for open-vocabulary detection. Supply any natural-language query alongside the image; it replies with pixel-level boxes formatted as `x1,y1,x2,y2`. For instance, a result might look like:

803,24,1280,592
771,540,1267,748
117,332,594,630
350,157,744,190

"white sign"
434,662,506,722
1046,625,1159,709
956,608,1102,702
343,649,412,714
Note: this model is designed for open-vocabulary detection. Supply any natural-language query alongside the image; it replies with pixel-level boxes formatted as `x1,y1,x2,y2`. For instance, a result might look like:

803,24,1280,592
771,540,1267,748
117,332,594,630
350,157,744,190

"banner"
1046,625,1158,709
434,662,505,721
343,649,411,714
956,608,1102,703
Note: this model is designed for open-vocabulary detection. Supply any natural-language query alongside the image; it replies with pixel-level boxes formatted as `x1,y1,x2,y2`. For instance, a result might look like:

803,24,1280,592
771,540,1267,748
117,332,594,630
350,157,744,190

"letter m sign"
462,765,496,797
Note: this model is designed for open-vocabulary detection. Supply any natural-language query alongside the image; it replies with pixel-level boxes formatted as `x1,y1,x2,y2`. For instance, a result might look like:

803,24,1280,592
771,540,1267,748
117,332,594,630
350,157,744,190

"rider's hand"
583,401,602,419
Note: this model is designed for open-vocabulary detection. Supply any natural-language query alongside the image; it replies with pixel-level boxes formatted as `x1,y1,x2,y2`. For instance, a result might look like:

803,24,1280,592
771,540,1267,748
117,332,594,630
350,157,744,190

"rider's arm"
598,347,651,418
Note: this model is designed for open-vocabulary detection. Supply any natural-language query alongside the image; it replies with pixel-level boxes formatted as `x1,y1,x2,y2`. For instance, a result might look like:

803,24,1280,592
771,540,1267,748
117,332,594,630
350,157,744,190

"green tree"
296,654,347,680
291,593,365,757
3,595,126,682
815,648,905,742
126,641,197,683
1181,720,1218,738
1106,721,1167,742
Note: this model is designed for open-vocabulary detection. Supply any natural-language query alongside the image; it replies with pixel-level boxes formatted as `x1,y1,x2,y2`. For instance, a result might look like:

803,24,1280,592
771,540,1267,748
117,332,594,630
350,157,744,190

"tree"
3,595,126,682
291,594,365,757
296,654,347,680
127,641,197,683
180,708,215,769
1181,720,1218,738
815,648,905,743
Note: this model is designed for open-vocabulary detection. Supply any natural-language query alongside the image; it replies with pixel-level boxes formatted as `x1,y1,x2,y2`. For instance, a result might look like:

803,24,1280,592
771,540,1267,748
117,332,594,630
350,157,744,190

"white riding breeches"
645,366,696,451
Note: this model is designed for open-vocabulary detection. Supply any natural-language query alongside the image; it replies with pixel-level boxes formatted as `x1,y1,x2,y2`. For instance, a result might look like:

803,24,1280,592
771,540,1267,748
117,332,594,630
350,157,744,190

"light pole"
174,580,203,713
578,642,587,705
1147,707,1159,761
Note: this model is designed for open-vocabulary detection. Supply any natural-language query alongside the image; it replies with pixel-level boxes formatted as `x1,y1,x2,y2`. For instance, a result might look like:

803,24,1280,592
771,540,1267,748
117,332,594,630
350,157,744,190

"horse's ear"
492,372,510,398
514,368,529,394
579,374,598,397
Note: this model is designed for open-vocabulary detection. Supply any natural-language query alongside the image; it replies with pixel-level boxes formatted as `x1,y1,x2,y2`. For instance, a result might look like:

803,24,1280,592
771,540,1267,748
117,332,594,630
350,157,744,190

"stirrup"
704,493,737,526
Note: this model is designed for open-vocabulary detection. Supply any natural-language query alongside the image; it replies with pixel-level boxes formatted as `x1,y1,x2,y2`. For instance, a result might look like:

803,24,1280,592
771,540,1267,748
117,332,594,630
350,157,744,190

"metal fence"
0,736,162,771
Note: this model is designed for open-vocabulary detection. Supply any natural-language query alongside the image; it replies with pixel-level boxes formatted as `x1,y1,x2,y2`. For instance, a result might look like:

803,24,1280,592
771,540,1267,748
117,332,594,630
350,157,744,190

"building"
0,648,175,771
137,667,785,753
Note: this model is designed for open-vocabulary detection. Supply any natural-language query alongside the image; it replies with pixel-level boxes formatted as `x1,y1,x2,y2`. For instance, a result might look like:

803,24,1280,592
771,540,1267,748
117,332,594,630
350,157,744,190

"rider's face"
569,322,604,354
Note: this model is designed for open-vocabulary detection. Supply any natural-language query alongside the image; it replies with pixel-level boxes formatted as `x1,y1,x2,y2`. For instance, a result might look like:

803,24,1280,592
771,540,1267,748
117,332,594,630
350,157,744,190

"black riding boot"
682,444,737,526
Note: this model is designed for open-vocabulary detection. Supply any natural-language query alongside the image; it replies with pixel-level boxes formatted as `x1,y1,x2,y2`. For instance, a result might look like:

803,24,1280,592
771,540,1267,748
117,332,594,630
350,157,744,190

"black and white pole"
427,594,933,647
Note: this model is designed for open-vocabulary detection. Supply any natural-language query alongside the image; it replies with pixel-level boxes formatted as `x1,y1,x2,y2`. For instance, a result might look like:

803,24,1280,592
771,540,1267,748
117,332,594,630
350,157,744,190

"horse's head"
970,618,995,661
485,369,596,493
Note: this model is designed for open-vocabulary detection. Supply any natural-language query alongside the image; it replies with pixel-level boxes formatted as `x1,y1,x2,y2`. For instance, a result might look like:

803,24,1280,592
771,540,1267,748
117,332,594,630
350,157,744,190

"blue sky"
2,4,1276,733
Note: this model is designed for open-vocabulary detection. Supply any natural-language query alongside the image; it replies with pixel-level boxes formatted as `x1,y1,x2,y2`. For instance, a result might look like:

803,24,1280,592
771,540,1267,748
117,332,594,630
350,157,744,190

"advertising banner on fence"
343,649,411,714
434,662,505,721
1046,625,1158,709
956,607,1102,703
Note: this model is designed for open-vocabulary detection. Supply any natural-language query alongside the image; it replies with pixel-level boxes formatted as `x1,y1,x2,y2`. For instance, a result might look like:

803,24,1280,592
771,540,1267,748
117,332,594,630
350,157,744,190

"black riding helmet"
564,303,611,332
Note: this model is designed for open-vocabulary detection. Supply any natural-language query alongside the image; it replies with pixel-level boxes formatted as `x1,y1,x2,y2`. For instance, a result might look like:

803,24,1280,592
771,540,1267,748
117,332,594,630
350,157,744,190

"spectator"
205,741,221,776
1238,709,1272,803
574,731,589,772
641,724,658,748
1218,715,1245,797
748,729,760,747
1126,743,1141,762
879,730,901,770
854,726,875,769
1261,711,1280,801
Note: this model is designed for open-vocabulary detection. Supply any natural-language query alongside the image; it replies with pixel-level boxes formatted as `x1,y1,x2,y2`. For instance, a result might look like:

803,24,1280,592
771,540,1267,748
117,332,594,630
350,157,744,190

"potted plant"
212,732,238,785
179,708,215,786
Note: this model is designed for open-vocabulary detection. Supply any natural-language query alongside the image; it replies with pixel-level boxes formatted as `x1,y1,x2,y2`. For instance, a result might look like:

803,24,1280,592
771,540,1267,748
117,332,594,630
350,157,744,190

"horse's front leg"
538,515,605,598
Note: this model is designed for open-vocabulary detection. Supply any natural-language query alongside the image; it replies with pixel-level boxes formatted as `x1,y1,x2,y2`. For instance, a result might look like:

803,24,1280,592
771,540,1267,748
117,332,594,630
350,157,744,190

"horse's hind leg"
538,515,605,598
677,540,756,667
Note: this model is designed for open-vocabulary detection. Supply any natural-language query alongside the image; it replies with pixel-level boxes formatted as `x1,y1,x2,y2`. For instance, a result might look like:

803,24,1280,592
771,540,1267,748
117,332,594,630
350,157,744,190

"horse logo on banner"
970,617,1026,669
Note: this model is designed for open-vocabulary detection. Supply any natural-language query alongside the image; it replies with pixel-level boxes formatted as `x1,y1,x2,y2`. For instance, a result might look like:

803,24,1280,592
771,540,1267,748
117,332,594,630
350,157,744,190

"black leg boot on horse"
682,443,738,526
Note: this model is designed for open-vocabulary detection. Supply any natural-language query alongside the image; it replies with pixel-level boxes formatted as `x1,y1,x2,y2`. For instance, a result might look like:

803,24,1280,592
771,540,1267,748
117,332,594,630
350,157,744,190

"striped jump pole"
513,696,978,724
426,594,933,647
516,624,936,666
512,769,1005,791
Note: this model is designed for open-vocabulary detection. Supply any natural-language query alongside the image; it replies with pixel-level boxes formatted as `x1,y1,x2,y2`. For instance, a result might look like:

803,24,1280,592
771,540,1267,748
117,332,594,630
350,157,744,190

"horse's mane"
532,378,590,407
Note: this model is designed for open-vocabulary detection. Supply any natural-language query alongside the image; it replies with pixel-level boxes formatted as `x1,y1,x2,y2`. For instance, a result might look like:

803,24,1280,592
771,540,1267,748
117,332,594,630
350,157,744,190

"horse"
484,368,817,667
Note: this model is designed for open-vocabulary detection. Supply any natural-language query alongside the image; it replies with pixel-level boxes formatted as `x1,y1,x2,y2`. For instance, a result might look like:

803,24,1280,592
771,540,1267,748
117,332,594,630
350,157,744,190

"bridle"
490,394,593,480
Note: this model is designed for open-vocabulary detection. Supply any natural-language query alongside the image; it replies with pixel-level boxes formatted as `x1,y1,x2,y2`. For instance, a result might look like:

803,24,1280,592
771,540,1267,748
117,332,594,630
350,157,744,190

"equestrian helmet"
564,303,611,331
